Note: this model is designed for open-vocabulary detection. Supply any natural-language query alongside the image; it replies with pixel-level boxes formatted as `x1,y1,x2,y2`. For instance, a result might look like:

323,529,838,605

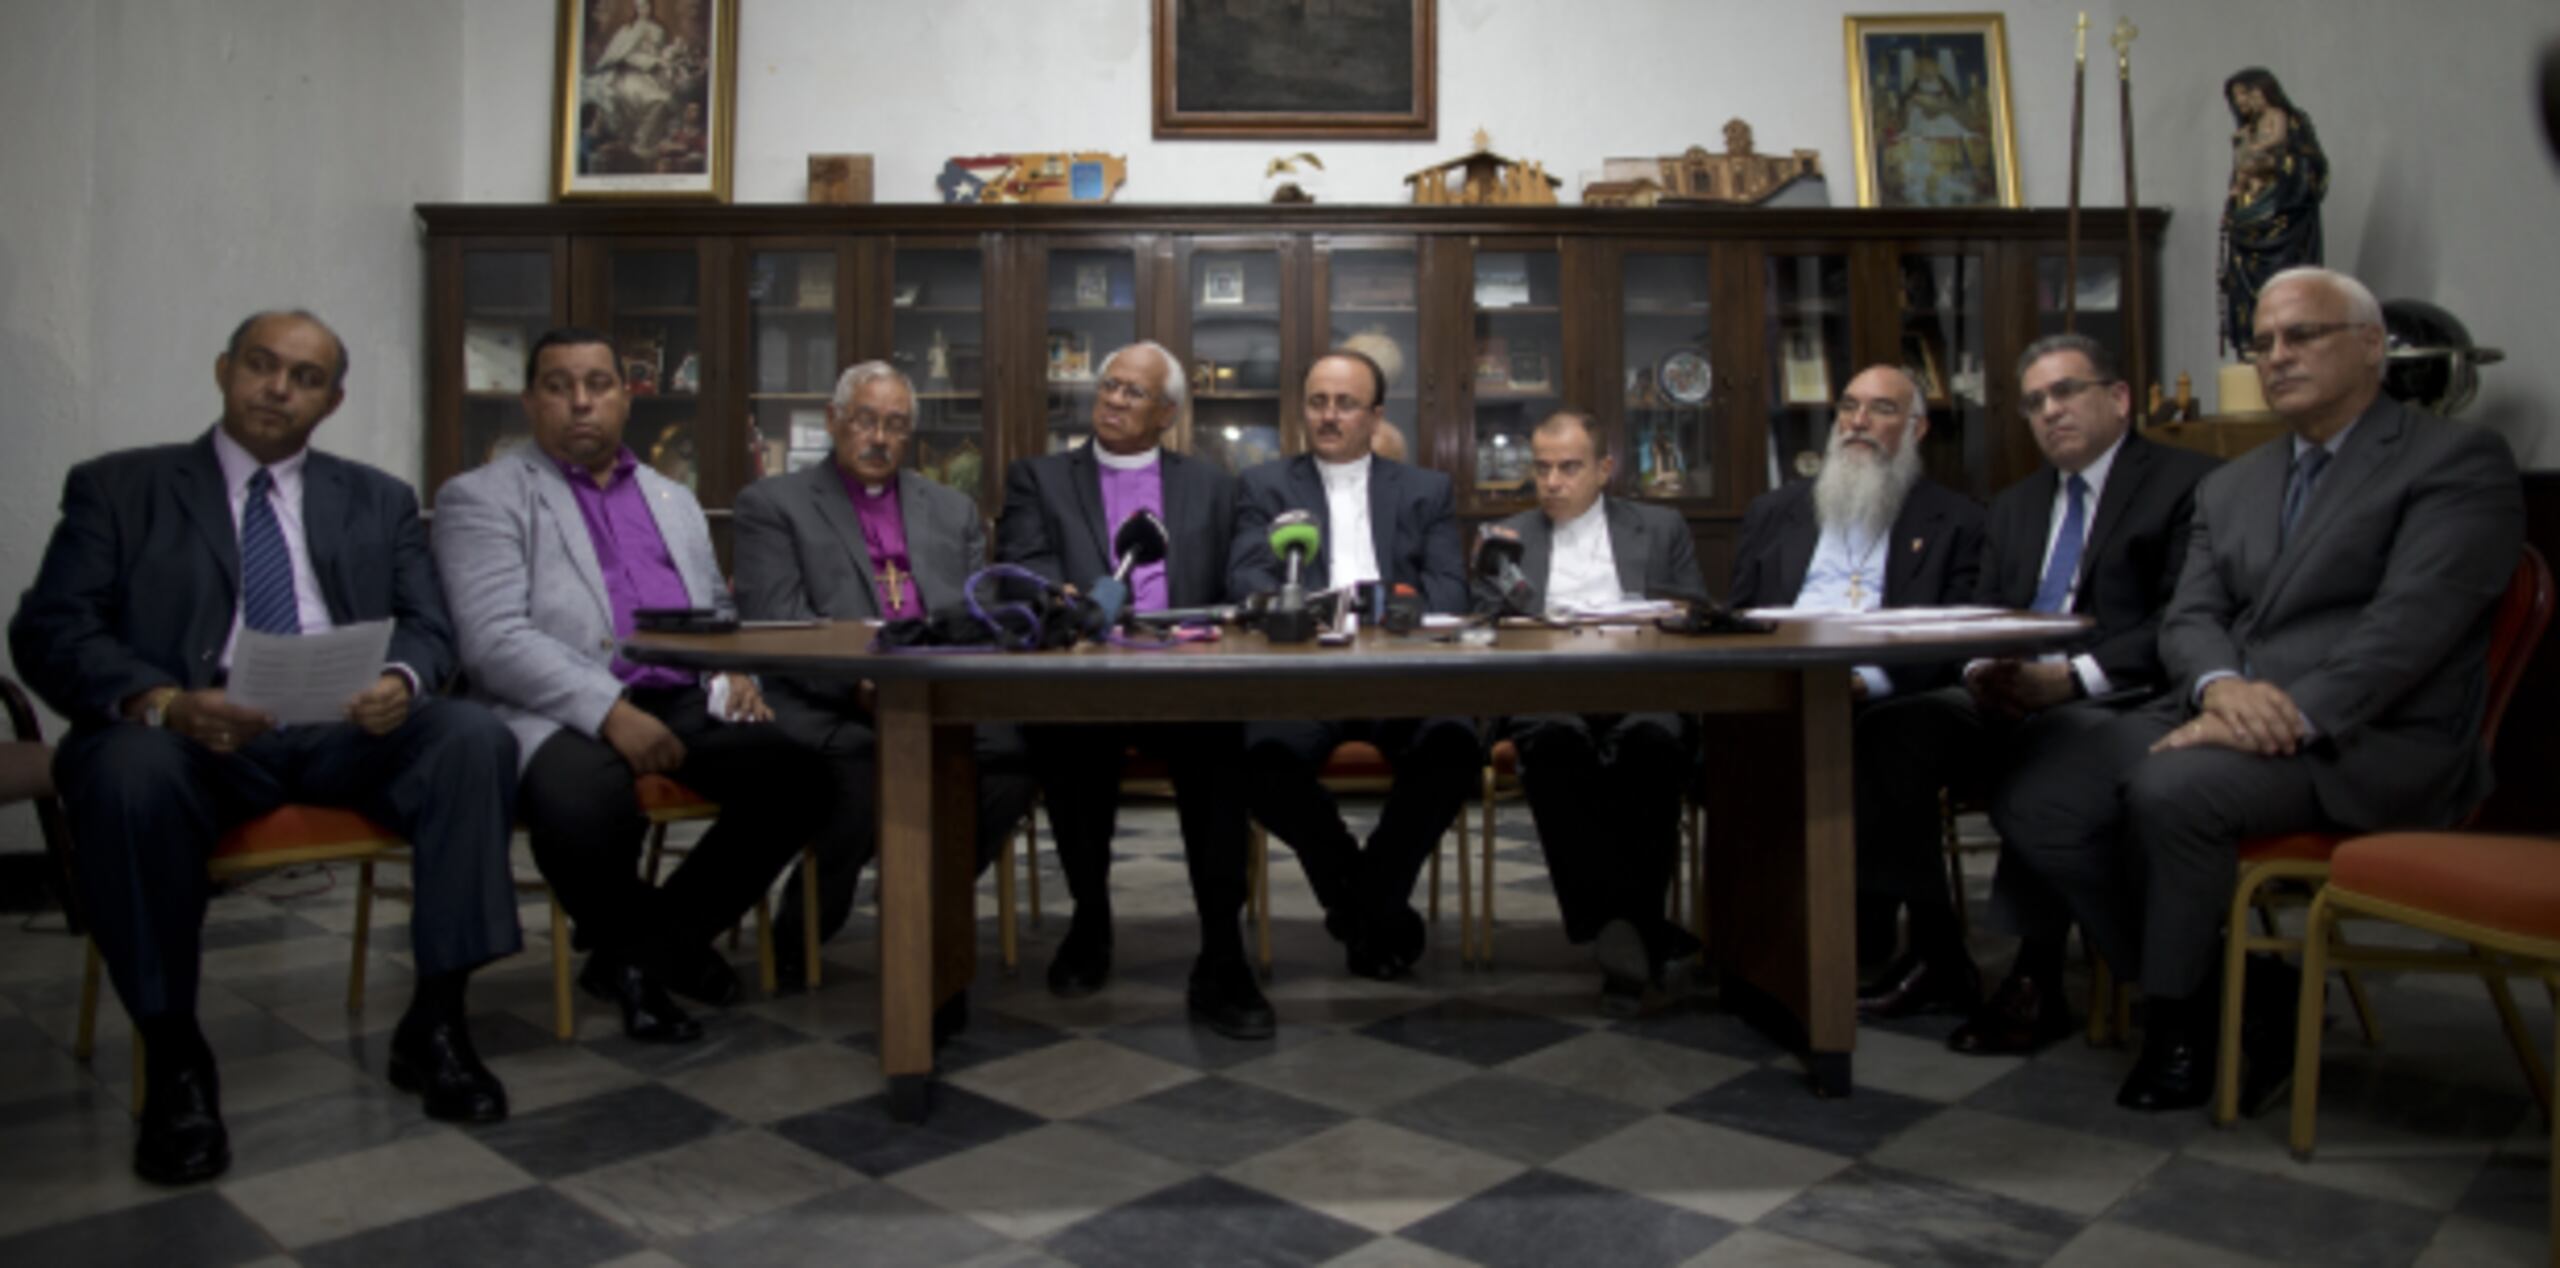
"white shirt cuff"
2070,654,2112,699
2192,668,2240,708
1855,666,1894,700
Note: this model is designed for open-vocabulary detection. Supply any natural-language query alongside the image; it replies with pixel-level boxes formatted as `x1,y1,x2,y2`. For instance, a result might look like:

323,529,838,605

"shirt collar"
2062,431,2127,496
1318,452,1373,488
210,424,310,501
1093,443,1161,472
2292,415,2361,463
1552,496,1609,544
838,461,896,503
555,445,639,490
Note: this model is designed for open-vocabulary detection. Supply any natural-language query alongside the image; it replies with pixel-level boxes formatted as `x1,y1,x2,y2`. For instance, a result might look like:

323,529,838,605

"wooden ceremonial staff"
2064,13,2088,331
2114,18,2147,406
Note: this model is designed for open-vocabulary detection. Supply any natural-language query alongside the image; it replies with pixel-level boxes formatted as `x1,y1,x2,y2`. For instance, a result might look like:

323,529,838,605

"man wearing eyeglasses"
1854,334,2218,1048
1998,267,2521,1116
730,360,1038,990
995,341,1272,1040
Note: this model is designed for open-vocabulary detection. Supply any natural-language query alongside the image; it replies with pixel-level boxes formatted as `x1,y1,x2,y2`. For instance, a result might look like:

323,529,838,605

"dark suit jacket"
1976,432,2220,693
996,445,1238,608
2160,396,2522,829
1227,455,1466,614
1725,476,1986,693
10,429,456,728
1495,496,1710,608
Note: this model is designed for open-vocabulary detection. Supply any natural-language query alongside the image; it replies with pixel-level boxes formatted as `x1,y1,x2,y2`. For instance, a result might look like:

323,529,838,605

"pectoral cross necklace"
877,559,908,611
1842,531,1886,607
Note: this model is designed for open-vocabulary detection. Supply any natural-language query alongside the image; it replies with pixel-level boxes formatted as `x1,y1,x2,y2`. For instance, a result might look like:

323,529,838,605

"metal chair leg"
348,856,375,1012
998,830,1020,974
800,846,822,990
551,898,575,1042
1025,805,1042,927
1250,825,1273,978
2288,893,2341,1158
2484,965,2555,1119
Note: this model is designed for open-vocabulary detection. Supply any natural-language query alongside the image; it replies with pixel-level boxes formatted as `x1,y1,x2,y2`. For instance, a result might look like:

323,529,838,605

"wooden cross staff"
2064,13,2088,331
2115,18,2148,408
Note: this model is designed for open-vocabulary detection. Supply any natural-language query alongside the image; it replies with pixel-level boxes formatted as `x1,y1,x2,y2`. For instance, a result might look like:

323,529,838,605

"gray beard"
1812,432,1923,539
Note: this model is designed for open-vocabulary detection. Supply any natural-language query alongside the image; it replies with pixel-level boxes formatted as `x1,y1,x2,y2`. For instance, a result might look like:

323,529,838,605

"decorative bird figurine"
1265,151,1325,178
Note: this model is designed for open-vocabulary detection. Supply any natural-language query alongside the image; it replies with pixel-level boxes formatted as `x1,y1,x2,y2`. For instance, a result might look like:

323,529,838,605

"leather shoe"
1187,954,1277,1041
134,1058,229,1186
1595,918,1672,1018
579,952,703,1043
665,943,743,1008
1947,973,2077,1056
1858,951,1982,1020
2116,1032,2214,1112
1344,904,1427,981
1046,917,1113,999
390,1014,509,1123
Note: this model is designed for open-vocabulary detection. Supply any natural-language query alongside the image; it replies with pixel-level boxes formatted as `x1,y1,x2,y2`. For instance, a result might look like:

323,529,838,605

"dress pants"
1992,701,2330,1000
1505,712,1691,945
772,720,1039,949
1245,716,1482,921
518,684,839,968
1024,722,1251,952
53,698,522,1020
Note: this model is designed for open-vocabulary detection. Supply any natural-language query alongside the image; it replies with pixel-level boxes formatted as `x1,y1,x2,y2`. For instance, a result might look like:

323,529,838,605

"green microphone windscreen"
1269,519,1322,558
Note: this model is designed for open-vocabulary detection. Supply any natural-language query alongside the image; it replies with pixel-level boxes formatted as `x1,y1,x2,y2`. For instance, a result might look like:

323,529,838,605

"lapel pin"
1910,537,1925,553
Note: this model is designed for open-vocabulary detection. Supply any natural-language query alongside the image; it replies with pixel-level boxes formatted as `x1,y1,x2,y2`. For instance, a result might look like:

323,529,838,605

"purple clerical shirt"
1097,456,1169,612
835,466,925,621
558,448,696,689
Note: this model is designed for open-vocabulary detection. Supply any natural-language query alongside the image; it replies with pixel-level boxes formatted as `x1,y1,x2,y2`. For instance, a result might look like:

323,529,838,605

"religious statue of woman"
583,0,679,164
2218,68,2330,355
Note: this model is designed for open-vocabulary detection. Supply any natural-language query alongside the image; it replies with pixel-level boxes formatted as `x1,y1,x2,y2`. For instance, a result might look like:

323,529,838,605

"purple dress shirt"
559,448,696,689
836,467,925,621
1098,458,1169,612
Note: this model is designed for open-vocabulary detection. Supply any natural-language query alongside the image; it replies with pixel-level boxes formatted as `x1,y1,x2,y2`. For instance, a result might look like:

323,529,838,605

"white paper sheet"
225,620,395,725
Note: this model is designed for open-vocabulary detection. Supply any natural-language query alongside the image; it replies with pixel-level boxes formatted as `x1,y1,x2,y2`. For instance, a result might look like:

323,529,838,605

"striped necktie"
2031,474,2089,614
240,468,301,635
2279,445,2332,550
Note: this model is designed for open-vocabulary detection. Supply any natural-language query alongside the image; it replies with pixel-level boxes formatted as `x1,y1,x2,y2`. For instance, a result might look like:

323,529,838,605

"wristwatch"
139,687,180,728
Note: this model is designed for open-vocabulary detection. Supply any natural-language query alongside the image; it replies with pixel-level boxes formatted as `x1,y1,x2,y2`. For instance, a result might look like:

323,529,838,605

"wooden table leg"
875,680,935,1122
932,723,978,1047
1797,669,1856,1095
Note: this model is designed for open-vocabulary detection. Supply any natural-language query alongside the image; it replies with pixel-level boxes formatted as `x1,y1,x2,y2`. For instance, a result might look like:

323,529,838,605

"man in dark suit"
1496,410,1712,1013
2000,268,2523,1112
1851,335,2219,1054
1229,351,1477,980
730,360,1037,987
995,340,1272,1039
10,311,520,1184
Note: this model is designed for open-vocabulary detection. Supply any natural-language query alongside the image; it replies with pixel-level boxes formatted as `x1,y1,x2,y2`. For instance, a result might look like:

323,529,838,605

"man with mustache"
1229,351,1475,979
730,361,1038,989
1997,268,2521,1114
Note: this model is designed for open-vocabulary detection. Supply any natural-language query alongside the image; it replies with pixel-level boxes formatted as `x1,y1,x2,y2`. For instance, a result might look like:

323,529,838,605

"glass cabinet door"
891,247,991,501
1764,253,1854,487
1469,249,1562,503
744,250,839,488
603,248,708,494
1320,246,1421,451
1896,252,1989,497
1620,250,1718,501
456,249,554,474
1183,247,1285,475
1042,246,1140,452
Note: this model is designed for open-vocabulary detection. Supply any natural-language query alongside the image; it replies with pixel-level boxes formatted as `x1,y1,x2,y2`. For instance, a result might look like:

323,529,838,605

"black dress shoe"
665,943,744,1008
134,1059,229,1185
1858,952,1982,1019
1047,917,1114,998
1947,973,2078,1056
579,952,704,1043
1595,918,1662,1019
390,1015,509,1123
1344,904,1428,981
2116,1033,2214,1111
1187,954,1277,1041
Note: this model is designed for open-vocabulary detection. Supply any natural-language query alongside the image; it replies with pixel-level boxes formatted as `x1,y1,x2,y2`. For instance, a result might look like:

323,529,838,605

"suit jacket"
995,445,1238,608
10,429,456,728
432,444,730,772
1227,454,1466,614
1725,476,1987,693
1976,432,2221,693
2160,395,2522,829
1495,496,1710,610
732,463,984,746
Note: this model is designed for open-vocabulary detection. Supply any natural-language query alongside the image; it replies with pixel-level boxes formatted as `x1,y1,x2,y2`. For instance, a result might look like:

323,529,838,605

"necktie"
240,468,301,635
2031,473,2088,614
2280,445,2332,549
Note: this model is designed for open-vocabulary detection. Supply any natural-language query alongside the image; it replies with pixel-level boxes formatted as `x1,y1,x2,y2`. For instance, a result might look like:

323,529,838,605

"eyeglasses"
2018,376,2115,418
1834,395,1908,423
1097,377,1158,406
2244,321,2360,360
840,409,913,439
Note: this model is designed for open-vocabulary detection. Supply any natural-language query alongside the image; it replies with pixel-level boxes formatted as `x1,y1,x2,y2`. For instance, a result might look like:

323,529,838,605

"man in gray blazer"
730,360,1037,985
1496,410,1711,1014
433,328,842,1043
1998,268,2524,1113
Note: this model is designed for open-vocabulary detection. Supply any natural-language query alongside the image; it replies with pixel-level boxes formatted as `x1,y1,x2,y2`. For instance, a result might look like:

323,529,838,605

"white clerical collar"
1094,444,1161,471
1319,452,1372,488
862,481,888,497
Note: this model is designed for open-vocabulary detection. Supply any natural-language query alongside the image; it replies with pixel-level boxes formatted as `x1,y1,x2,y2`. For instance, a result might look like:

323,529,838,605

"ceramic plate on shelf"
1658,350,1712,404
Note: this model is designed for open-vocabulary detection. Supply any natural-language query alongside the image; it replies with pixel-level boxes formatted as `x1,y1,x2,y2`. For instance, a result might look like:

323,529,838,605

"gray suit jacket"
2161,395,2523,828
1496,496,1710,608
732,463,984,748
432,445,730,773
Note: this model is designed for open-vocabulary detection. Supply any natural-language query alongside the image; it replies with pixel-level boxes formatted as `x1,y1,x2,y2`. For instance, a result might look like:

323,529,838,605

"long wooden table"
627,616,2088,1120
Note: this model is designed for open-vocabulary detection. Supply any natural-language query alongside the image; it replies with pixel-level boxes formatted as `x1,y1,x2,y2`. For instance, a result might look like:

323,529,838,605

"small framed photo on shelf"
795,266,835,309
1507,349,1551,392
1074,264,1111,309
1046,329,1093,382
1199,261,1247,306
1781,324,1832,406
463,322,527,393
787,407,830,453
1900,331,1949,403
1473,255,1532,308
620,330,664,397
1474,335,1511,386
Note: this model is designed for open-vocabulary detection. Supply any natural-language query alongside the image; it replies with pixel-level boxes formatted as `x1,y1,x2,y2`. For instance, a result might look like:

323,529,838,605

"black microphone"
1087,509,1170,633
1471,524,1538,618
1263,509,1323,644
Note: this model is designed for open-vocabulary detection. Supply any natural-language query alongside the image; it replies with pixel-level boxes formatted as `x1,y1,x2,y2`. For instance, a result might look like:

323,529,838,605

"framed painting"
1153,0,1435,140
1844,13,2021,208
553,0,738,201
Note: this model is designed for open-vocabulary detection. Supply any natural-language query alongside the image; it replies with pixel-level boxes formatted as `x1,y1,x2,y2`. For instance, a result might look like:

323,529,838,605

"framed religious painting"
1844,13,2021,208
553,0,739,201
1153,0,1435,140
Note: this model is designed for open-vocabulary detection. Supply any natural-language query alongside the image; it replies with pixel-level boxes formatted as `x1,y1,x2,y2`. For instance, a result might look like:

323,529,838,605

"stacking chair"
0,677,77,930
634,775,810,996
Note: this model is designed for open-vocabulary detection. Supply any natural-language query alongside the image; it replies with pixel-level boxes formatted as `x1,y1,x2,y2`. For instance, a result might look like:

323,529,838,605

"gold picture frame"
1844,13,2021,208
554,0,738,202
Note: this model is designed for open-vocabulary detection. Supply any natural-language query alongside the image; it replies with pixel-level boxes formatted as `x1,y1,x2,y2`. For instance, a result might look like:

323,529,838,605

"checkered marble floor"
0,806,2548,1268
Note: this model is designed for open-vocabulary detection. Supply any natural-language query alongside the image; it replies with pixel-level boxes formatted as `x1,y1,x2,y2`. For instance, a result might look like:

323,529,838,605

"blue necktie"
2031,473,2088,614
240,468,301,635
2280,445,2331,549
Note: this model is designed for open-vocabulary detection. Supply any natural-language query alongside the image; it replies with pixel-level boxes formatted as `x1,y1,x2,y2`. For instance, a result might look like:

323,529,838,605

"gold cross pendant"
879,559,908,611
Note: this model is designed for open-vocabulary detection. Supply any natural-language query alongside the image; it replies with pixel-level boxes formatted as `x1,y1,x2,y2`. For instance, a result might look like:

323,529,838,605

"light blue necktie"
240,468,301,635
2280,445,2331,550
2031,473,2088,614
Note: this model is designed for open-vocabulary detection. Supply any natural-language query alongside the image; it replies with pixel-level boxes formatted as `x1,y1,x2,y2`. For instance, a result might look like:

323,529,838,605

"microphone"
1086,509,1171,634
1471,524,1538,618
1263,509,1324,644
1381,582,1424,634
